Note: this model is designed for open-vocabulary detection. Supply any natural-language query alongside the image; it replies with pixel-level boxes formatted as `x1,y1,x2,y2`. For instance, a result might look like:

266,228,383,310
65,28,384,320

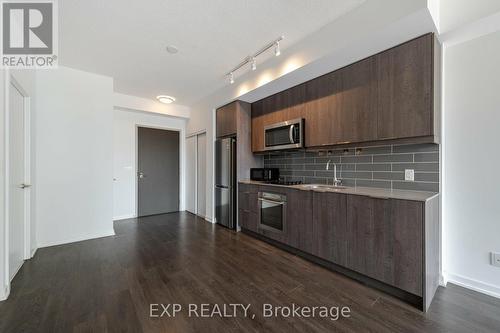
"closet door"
196,133,207,217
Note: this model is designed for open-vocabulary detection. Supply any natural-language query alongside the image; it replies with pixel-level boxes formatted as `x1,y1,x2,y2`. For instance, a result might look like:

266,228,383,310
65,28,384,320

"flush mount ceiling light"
156,95,176,104
226,36,284,84
166,45,179,54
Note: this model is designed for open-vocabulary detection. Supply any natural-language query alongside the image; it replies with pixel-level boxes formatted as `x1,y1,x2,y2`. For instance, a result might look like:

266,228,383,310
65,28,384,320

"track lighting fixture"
225,36,284,84
274,41,281,56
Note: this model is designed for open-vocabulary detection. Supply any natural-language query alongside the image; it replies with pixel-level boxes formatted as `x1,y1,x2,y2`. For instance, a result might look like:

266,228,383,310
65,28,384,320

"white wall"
443,30,500,297
112,108,186,220
35,67,114,247
440,0,500,33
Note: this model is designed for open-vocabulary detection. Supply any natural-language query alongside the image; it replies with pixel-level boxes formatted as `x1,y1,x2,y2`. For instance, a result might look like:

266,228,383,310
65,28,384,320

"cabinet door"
251,100,265,152
376,34,433,139
216,102,237,138
312,192,347,266
286,189,313,253
346,195,423,296
238,184,259,232
339,57,378,143
305,72,342,147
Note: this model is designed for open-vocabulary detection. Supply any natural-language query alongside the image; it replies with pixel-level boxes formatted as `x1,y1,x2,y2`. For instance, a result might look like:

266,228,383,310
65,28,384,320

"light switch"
405,169,415,182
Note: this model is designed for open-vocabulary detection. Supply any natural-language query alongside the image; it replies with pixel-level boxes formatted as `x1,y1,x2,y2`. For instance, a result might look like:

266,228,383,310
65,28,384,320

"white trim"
30,247,37,259
446,273,500,299
113,214,136,221
440,10,500,47
205,216,215,224
135,125,183,217
186,129,206,138
1,69,8,302
37,230,116,248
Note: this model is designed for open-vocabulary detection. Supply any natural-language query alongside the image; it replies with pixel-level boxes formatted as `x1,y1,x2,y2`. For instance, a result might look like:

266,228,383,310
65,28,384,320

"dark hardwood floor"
1,212,499,332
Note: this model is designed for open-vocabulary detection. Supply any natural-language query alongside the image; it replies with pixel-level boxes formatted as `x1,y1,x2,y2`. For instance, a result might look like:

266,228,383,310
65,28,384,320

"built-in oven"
258,191,286,233
264,118,303,151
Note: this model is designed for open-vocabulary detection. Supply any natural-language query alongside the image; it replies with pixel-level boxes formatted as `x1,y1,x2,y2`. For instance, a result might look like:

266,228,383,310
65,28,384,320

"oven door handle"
289,124,295,144
258,198,286,205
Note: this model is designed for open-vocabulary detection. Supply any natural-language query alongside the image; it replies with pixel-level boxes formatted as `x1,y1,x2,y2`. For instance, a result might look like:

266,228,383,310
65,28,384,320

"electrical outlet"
405,169,415,182
491,252,500,267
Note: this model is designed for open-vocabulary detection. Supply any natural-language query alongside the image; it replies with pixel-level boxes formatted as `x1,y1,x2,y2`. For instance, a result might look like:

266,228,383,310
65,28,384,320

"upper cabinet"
251,33,439,153
376,33,433,140
216,102,237,138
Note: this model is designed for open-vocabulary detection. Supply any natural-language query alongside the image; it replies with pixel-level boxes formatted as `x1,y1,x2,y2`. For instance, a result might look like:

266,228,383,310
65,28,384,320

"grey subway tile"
392,181,439,192
340,155,372,164
356,163,391,172
356,146,392,155
373,172,405,181
392,163,439,172
340,164,356,171
393,143,439,153
304,177,328,184
414,152,439,162
340,171,372,180
415,173,439,182
373,154,413,163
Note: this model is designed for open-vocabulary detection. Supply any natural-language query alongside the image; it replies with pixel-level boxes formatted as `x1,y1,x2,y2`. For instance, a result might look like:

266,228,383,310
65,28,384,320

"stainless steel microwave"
264,118,304,151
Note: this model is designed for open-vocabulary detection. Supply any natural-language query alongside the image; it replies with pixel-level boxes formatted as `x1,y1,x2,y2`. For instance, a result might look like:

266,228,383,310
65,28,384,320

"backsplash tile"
264,143,440,192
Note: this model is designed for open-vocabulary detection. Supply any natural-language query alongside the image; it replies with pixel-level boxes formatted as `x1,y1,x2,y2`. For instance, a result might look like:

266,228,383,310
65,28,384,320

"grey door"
138,127,179,217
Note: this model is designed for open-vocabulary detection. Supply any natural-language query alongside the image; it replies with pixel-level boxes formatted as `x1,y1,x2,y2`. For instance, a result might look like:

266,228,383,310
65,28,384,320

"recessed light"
156,95,176,104
166,45,179,54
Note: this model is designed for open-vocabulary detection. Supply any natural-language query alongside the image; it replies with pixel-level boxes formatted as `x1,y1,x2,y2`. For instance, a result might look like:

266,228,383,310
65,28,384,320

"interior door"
137,127,179,217
196,133,206,217
9,82,26,281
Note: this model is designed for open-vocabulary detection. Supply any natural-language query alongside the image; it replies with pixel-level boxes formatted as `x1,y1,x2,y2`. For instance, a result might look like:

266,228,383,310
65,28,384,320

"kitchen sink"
298,184,348,190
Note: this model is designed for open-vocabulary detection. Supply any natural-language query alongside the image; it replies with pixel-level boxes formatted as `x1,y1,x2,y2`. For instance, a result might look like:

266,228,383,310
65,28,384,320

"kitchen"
215,33,440,311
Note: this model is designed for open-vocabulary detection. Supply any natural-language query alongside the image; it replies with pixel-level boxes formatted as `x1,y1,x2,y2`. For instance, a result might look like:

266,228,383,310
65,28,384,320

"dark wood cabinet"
238,184,259,232
346,195,423,296
238,182,440,311
312,192,347,266
285,188,313,253
251,84,306,152
216,102,237,138
376,33,433,140
251,33,438,151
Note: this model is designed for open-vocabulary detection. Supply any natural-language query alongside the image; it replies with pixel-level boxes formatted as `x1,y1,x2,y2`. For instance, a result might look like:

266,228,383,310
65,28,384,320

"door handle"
138,172,145,179
289,125,295,144
19,184,31,189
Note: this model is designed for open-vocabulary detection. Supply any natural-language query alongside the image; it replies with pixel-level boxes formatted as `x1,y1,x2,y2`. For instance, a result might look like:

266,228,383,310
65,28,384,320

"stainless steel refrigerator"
215,137,236,229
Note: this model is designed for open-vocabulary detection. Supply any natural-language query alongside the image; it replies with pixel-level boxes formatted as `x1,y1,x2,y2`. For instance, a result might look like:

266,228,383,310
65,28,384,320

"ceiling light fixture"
225,36,283,84
156,95,176,104
166,45,179,54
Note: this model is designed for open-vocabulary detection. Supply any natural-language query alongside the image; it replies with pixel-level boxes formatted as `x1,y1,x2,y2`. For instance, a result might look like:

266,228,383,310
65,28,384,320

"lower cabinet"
345,195,423,296
238,182,438,310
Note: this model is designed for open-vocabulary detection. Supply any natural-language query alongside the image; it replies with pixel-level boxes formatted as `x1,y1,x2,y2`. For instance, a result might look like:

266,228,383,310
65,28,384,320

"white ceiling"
59,0,365,106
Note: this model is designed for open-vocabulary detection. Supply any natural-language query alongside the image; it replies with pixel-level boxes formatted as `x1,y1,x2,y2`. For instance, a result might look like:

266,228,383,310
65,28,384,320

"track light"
225,36,283,84
274,41,281,56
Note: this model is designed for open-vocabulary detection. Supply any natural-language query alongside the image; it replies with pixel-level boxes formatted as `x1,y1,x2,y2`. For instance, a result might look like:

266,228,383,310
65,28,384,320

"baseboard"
205,216,214,223
113,214,136,221
37,230,116,248
30,247,37,259
446,273,500,299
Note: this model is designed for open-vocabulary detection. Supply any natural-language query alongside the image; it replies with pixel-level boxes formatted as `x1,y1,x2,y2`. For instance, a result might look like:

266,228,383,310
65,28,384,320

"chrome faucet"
326,159,342,187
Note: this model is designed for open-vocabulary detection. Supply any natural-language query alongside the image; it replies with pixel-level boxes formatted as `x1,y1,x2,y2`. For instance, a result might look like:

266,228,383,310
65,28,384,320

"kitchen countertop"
239,180,439,202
